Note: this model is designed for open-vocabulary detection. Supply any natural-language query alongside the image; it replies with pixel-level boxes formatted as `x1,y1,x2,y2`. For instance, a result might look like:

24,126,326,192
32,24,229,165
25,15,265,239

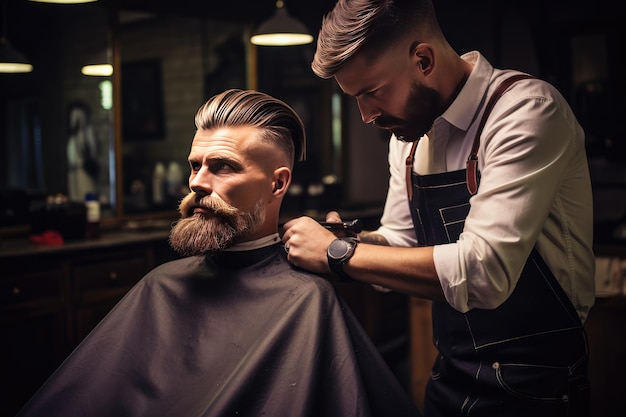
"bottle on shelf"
84,192,100,239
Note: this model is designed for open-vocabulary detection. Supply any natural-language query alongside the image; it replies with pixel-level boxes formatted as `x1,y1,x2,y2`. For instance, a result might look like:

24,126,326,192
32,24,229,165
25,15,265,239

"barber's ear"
272,167,291,196
413,43,434,75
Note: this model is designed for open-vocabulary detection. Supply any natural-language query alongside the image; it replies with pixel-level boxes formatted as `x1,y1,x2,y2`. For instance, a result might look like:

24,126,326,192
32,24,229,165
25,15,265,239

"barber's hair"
312,0,440,79
195,89,306,166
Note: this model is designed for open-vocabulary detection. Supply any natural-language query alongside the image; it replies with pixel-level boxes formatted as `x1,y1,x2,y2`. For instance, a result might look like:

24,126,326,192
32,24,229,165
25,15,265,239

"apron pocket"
492,361,569,403
440,203,469,242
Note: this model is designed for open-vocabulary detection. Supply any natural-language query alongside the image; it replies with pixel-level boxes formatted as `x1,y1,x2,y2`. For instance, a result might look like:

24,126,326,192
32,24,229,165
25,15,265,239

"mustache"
178,193,238,218
169,196,265,256
372,115,403,129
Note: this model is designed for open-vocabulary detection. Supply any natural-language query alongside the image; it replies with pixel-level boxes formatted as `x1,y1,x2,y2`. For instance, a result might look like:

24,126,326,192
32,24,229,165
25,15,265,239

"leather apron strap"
466,74,534,194
405,140,420,201
405,74,534,199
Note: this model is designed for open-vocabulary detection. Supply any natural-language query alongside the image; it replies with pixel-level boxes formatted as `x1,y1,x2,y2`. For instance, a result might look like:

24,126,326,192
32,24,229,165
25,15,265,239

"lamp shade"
0,37,33,73
81,63,113,76
251,5,314,46
81,47,112,76
28,1,98,4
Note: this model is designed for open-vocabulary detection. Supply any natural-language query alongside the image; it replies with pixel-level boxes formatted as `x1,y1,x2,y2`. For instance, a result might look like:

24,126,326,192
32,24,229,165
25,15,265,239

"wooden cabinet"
408,298,437,412
584,296,626,417
0,231,176,416
1,257,68,417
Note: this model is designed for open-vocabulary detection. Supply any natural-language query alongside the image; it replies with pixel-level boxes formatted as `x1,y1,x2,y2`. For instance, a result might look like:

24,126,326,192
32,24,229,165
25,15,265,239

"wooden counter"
0,229,178,416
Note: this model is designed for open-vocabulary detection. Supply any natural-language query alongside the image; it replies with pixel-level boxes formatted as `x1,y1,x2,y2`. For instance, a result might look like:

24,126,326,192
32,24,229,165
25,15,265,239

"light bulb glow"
28,1,98,4
81,63,113,77
250,33,314,46
0,62,33,73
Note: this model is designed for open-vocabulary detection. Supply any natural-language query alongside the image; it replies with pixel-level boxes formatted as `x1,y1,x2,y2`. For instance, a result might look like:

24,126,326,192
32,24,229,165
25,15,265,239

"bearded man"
16,89,421,417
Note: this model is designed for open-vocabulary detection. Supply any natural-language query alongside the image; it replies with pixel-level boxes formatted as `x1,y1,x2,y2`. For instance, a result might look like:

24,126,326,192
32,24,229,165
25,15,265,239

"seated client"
16,89,421,417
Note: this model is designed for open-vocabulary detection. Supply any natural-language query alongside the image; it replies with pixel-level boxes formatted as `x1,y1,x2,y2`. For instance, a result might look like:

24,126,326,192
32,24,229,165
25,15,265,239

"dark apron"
406,76,590,417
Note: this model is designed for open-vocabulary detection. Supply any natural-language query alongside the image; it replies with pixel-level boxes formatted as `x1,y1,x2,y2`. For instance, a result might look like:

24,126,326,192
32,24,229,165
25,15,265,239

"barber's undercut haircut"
312,0,438,79
195,89,306,166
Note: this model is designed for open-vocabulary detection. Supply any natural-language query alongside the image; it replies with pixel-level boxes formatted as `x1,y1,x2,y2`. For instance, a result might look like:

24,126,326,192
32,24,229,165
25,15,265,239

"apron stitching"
495,366,567,402
529,253,581,325
568,355,587,375
473,326,584,350
415,208,424,231
465,398,479,416
445,225,454,243
462,361,483,416
439,205,470,226
439,202,470,212
464,314,479,349
463,392,480,416
444,219,466,227
416,180,467,189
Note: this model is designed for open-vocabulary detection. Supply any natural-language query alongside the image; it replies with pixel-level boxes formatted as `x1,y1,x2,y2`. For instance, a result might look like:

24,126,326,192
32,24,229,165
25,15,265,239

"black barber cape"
17,243,421,417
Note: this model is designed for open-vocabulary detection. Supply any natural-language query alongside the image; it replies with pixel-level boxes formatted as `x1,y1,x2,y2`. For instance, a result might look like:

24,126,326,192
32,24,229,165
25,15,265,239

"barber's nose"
356,97,382,124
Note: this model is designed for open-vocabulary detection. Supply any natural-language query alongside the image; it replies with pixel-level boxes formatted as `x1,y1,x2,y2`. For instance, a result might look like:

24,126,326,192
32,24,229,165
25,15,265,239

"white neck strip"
224,233,281,252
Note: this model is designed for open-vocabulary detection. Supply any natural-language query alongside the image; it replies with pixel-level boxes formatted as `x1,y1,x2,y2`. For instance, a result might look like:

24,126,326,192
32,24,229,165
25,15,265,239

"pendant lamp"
81,62,113,77
28,1,98,4
81,48,113,77
0,37,33,73
250,0,314,47
0,1,33,73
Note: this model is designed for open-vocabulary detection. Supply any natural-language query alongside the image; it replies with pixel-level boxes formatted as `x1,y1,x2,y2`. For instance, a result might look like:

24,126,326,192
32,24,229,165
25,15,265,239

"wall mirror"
115,10,251,218
1,1,114,231
0,0,362,234
0,1,342,233
115,5,341,220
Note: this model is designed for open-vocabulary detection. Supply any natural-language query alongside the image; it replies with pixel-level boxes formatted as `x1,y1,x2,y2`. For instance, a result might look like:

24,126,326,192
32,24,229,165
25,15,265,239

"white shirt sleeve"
435,82,591,313
374,138,418,248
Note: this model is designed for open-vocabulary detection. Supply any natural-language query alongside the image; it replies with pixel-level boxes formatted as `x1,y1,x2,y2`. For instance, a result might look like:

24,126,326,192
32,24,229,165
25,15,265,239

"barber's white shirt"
375,51,595,322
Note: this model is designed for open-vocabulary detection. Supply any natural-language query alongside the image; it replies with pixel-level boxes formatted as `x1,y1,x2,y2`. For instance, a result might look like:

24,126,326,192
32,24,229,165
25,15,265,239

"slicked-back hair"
312,0,439,79
195,89,306,167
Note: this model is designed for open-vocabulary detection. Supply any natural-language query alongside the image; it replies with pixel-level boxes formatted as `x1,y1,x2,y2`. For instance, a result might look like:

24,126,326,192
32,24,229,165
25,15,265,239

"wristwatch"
327,237,358,281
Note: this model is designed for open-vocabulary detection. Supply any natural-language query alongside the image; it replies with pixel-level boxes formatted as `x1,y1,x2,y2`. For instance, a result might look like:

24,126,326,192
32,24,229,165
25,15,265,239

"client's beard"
169,192,265,256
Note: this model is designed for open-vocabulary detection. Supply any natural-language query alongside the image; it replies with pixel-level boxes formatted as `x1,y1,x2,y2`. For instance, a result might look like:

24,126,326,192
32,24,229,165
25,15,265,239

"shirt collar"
440,51,494,132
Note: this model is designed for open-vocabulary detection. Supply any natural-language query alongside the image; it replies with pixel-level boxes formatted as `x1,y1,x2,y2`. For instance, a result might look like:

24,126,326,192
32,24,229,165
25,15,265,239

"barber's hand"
325,211,342,223
282,215,337,274
325,211,350,237
322,211,360,238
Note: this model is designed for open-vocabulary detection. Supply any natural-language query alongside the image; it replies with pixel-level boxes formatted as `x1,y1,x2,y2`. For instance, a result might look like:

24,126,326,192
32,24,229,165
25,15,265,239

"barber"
282,1,594,416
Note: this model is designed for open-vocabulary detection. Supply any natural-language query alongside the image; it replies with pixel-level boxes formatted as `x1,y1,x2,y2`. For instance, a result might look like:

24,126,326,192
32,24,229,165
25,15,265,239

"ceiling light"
81,47,113,76
1,1,33,73
0,37,33,73
81,63,113,76
250,0,314,47
28,1,98,4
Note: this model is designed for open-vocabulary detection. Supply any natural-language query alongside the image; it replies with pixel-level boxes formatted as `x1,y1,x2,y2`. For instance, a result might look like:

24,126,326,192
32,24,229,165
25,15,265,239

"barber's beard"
375,82,441,143
168,193,265,256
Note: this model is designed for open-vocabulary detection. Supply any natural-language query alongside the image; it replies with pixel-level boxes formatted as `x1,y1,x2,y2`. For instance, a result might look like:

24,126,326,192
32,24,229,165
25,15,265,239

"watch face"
328,239,350,259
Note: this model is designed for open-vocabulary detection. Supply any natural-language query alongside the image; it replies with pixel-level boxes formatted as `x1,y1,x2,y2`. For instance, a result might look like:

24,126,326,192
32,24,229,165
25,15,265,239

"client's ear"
272,167,291,196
